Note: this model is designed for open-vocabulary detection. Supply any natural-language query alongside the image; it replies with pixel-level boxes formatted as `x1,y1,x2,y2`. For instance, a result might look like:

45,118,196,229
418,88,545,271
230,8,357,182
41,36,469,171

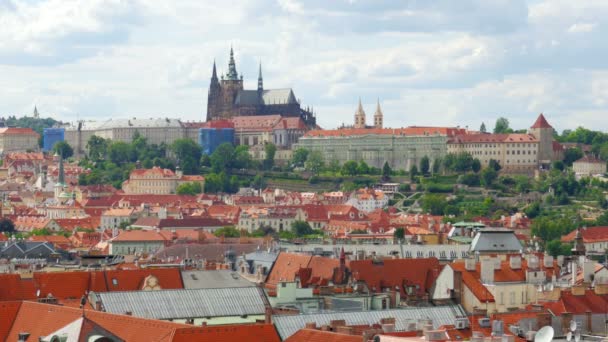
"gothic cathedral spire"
226,46,238,80
257,61,263,92
211,59,218,82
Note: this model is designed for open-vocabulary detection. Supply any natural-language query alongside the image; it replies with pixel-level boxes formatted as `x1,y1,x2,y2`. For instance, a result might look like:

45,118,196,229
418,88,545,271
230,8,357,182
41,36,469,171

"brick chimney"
305,322,317,330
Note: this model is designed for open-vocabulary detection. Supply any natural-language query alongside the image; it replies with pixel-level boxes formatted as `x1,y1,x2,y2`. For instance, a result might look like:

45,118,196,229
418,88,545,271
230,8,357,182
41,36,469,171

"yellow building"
122,167,205,195
0,127,39,154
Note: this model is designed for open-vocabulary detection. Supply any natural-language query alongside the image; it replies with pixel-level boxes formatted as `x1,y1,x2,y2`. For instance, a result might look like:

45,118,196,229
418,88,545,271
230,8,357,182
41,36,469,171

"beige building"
64,118,187,157
0,128,40,154
122,166,205,195
447,114,563,173
447,133,539,173
432,254,558,313
573,155,606,177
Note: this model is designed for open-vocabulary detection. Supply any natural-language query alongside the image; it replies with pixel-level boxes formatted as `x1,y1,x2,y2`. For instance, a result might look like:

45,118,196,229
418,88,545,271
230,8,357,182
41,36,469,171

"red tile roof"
562,227,608,243
304,126,466,138
284,329,361,342
3,301,187,342
173,324,281,342
266,252,313,289
530,113,552,129
349,258,441,296
448,133,538,144
0,127,39,136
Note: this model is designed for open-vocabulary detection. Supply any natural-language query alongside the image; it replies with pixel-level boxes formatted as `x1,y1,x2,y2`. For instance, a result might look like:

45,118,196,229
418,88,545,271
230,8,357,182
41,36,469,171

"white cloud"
567,23,596,33
0,0,607,134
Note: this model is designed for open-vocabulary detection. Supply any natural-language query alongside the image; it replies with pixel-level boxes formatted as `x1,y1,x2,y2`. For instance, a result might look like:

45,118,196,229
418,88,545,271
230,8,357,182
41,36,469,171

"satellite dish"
570,320,577,332
566,331,572,341
534,326,554,342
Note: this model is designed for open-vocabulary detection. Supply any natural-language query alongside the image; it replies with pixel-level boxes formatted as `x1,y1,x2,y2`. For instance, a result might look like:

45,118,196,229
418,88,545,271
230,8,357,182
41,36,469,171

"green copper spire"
57,153,65,185
226,46,239,80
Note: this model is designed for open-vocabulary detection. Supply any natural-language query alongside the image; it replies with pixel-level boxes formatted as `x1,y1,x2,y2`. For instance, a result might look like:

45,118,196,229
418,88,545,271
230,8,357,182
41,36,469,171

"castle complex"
206,48,316,127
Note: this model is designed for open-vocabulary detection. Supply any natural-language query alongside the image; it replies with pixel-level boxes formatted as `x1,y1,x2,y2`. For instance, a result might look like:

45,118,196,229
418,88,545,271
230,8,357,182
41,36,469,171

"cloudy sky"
1,0,607,132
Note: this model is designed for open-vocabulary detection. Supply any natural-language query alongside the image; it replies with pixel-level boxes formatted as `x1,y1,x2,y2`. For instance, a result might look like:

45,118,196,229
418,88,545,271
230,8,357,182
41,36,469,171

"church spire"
373,98,383,129
257,61,263,92
211,59,218,81
226,46,238,80
354,98,366,129
33,106,40,118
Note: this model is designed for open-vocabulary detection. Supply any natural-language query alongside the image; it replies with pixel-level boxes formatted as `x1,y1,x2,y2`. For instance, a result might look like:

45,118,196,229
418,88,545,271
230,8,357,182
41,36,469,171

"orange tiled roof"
304,126,466,138
111,230,167,242
173,324,280,342
448,133,538,144
562,227,608,243
0,127,39,136
284,329,361,342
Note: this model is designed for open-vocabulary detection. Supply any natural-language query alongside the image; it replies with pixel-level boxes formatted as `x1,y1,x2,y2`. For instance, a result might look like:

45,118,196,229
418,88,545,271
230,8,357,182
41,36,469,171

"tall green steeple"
226,47,239,80
57,153,65,186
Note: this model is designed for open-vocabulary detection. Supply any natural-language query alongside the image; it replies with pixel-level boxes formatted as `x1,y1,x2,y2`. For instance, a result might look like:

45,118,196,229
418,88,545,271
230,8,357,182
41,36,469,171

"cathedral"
206,48,316,127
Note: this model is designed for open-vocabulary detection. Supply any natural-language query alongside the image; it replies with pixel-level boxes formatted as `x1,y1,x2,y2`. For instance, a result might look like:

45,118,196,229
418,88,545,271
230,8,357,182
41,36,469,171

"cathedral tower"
354,98,366,129
373,99,383,129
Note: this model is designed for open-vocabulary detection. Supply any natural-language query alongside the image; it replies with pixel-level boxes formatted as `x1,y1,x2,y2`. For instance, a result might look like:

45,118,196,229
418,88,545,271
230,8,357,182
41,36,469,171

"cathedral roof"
234,89,298,106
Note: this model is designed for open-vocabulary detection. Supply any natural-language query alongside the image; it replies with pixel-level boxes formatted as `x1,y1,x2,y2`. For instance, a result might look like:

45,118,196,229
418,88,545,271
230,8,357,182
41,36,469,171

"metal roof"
234,89,297,106
181,270,255,289
273,305,467,339
470,228,523,253
95,287,267,320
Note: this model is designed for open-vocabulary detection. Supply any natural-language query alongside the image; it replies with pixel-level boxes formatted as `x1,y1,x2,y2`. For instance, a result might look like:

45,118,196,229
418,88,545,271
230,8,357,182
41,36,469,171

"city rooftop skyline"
1,0,607,132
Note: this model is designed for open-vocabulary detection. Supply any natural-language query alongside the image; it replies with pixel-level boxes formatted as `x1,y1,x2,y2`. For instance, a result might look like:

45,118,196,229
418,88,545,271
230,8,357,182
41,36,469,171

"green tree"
210,143,235,173
357,160,370,175
432,158,441,175
342,160,358,176
233,145,251,169
263,143,277,170
546,240,572,257
488,159,502,172
471,158,481,173
409,165,418,182
213,226,241,238
291,148,309,168
108,141,134,164
52,141,74,159
292,221,314,236
480,122,487,133
524,201,541,218
305,151,324,175
421,194,448,215
563,147,583,166
176,182,203,195
493,117,511,134
382,161,392,179
171,138,202,174
420,156,430,175
453,153,474,172
481,167,498,187
394,227,405,240
0,218,15,233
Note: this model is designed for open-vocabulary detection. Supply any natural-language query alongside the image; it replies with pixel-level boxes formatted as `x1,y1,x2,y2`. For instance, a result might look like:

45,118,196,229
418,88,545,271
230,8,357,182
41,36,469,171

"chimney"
480,258,495,284
264,306,272,323
560,312,573,335
465,258,476,271
125,311,132,316
509,255,522,270
330,319,346,330
336,326,354,335
305,322,317,330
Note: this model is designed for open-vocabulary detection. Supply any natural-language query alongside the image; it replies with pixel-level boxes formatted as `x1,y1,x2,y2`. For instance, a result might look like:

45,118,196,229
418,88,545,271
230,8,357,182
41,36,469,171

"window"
509,292,515,305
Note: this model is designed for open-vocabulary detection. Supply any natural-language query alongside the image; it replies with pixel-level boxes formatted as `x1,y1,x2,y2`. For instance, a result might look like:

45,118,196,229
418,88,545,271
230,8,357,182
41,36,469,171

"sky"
1,0,607,133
